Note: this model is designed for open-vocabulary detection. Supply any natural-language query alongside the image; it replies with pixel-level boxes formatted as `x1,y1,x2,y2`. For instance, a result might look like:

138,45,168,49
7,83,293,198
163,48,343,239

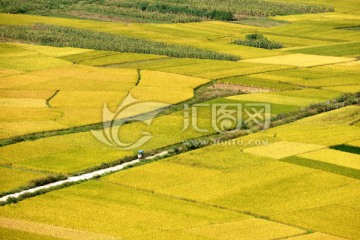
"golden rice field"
226,91,324,106
0,1,359,239
298,149,360,170
243,141,325,159
243,54,355,67
77,53,167,66
0,168,46,194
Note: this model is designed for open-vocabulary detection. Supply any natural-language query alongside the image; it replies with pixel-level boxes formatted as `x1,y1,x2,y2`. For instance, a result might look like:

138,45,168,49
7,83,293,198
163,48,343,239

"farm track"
0,151,169,203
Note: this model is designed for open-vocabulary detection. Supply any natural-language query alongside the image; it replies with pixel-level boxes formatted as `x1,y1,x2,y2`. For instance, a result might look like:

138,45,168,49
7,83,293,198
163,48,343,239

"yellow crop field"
244,54,355,67
9,42,92,58
50,91,129,108
0,98,47,108
0,108,61,122
187,218,305,240
263,124,360,146
0,55,71,72
0,226,64,240
79,53,167,66
130,86,195,104
0,70,22,79
106,161,221,191
297,106,360,126
272,88,341,101
0,168,46,194
0,218,118,240
243,141,325,159
0,121,68,140
0,181,246,239
227,91,322,106
324,85,360,93
273,204,360,239
287,232,347,240
0,0,359,239
348,140,360,147
298,149,360,170
0,90,55,99
139,70,210,89
250,67,360,88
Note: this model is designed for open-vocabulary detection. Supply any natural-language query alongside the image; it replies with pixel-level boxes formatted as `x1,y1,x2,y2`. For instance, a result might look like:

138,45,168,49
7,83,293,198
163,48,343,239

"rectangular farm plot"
324,85,360,93
9,42,93,58
226,92,322,106
187,218,306,240
79,53,167,66
243,141,325,159
139,70,210,89
243,54,355,67
286,41,360,57
0,98,47,108
0,167,47,194
287,232,348,240
273,204,360,240
104,161,222,191
298,149,360,170
0,181,247,239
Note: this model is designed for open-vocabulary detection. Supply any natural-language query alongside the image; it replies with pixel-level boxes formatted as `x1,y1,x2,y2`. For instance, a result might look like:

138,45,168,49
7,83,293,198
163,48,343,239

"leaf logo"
92,94,167,150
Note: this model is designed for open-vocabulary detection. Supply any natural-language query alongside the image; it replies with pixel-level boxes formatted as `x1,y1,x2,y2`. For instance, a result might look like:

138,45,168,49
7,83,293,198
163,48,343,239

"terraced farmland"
0,0,359,239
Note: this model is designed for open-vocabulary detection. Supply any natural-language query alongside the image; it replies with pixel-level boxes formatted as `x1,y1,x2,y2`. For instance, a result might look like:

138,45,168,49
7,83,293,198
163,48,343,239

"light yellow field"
244,54,355,67
0,121,68,140
129,70,210,104
139,70,209,89
130,86,194,104
348,140,360,147
187,219,305,240
0,98,47,108
298,149,360,170
9,42,93,58
50,91,130,108
243,141,325,159
78,53,167,66
324,85,360,93
0,226,63,240
227,91,323,106
0,181,249,239
287,232,347,240
0,108,61,122
296,106,360,126
0,168,46,194
0,90,55,99
0,2,359,239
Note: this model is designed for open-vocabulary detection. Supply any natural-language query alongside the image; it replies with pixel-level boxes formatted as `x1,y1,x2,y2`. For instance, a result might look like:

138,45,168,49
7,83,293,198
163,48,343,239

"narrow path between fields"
0,151,168,203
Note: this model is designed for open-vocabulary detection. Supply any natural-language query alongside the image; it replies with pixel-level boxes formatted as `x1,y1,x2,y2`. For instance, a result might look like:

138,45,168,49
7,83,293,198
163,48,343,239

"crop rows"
0,0,333,23
0,24,239,61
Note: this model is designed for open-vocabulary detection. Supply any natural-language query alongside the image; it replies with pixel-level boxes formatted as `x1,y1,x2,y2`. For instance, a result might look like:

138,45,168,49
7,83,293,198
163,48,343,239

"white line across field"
0,151,169,203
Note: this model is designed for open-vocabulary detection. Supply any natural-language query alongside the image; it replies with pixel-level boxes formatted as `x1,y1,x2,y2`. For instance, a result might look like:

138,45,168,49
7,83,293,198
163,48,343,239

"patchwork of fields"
0,0,359,239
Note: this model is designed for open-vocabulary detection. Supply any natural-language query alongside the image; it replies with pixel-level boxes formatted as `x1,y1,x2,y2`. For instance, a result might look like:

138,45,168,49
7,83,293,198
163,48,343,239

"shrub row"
0,24,240,61
232,33,283,50
0,0,333,22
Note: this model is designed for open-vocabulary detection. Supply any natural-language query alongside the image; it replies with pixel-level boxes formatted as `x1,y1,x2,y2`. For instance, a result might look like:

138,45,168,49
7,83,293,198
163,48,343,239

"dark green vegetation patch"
0,0,334,23
232,33,283,50
330,144,360,155
281,156,360,180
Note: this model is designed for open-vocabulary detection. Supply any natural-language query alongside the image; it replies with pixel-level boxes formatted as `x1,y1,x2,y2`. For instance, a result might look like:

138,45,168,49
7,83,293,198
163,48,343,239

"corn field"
0,24,240,61
0,0,333,23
